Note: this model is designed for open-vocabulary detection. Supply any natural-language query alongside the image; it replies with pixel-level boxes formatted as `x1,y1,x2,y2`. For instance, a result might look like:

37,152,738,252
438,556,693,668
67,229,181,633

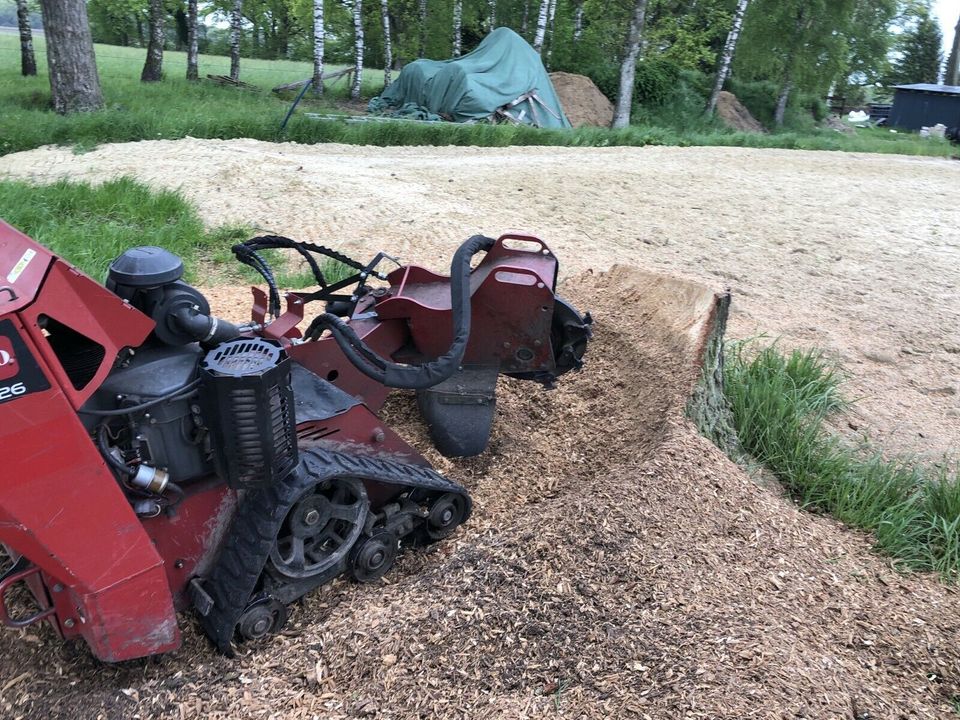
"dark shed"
889,84,960,130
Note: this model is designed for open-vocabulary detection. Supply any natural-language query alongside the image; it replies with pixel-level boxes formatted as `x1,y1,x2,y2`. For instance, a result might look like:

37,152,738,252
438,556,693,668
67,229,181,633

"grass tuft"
725,342,960,580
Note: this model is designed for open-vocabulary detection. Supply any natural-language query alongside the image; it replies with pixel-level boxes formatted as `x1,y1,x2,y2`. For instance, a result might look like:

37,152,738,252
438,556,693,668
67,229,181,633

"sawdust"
1,138,957,456
2,267,960,718
715,91,765,133
549,72,614,128
1,139,960,716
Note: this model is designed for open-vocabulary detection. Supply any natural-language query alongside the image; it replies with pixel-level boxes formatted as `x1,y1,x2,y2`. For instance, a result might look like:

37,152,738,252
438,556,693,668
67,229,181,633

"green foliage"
0,177,246,282
0,33,953,158
633,57,683,105
886,9,944,85
725,342,960,581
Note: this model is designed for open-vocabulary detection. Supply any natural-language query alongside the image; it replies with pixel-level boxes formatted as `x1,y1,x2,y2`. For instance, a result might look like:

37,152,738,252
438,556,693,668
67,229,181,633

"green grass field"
0,32,955,157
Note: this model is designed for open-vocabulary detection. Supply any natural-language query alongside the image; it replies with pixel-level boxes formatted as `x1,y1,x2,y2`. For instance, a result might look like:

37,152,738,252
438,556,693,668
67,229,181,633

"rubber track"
198,447,471,655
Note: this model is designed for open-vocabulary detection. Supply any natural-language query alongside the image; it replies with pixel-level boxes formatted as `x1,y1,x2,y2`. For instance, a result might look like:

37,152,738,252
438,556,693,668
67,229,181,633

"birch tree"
313,0,324,94
380,0,392,86
946,11,960,86
573,0,584,45
705,0,749,114
532,0,549,53
15,0,36,76
545,0,557,64
186,0,199,80
230,0,243,81
521,0,529,36
417,0,427,57
452,0,463,56
38,0,104,113
611,0,648,129
488,0,496,31
351,0,364,99
140,0,164,82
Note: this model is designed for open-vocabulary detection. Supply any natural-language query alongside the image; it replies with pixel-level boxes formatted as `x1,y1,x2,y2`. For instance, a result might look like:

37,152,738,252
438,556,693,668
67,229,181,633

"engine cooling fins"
193,448,471,656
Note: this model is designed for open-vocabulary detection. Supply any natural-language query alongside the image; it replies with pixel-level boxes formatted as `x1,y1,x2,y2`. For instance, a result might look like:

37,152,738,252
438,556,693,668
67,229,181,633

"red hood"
0,220,55,315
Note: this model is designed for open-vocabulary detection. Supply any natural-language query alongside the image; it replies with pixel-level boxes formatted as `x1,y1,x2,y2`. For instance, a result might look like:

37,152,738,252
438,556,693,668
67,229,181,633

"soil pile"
549,72,613,127
4,268,960,718
715,90,765,133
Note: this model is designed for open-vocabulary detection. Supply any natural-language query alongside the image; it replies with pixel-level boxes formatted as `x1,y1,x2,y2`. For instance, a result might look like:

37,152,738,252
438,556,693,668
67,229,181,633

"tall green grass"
725,342,960,580
0,33,953,157
0,177,246,281
0,176,353,289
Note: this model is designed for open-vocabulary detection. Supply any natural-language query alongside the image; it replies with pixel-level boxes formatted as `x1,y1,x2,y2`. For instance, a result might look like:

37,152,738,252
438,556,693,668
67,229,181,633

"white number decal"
0,382,26,400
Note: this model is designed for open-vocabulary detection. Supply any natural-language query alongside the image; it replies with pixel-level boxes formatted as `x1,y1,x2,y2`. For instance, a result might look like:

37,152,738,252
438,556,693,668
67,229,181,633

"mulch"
2,266,960,719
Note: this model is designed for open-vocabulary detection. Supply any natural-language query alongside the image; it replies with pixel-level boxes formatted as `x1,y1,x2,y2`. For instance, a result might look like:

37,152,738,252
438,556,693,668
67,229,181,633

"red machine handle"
0,564,56,629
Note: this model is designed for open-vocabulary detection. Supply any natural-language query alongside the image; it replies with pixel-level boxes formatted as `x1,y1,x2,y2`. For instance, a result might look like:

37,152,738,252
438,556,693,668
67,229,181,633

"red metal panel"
0,315,179,661
19,260,154,409
0,220,55,315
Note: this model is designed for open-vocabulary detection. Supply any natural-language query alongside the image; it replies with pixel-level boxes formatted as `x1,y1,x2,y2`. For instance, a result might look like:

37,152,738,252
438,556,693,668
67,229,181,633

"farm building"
889,84,960,130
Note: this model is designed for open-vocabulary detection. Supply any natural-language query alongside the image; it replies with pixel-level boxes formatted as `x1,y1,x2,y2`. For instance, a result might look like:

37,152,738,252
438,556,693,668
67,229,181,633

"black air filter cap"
107,246,184,289
202,338,285,378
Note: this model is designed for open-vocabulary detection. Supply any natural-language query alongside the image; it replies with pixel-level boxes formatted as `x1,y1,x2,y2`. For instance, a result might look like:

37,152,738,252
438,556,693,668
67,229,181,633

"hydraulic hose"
305,234,495,390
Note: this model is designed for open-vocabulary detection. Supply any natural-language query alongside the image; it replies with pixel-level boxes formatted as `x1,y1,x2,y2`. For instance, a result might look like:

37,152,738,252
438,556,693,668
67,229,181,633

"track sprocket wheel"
269,477,368,579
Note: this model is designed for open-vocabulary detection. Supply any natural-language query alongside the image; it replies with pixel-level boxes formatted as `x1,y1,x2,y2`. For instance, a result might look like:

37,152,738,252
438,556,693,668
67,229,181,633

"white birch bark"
532,0,549,53
488,0,496,31
351,0,364,99
380,0,392,86
545,0,556,64
452,0,463,57
705,0,749,115
611,0,648,129
186,0,199,80
313,0,325,94
774,78,792,127
573,0,584,44
16,0,35,76
230,0,242,81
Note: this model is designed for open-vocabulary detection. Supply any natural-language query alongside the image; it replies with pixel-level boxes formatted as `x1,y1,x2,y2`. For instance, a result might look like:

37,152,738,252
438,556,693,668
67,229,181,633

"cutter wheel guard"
0,222,592,661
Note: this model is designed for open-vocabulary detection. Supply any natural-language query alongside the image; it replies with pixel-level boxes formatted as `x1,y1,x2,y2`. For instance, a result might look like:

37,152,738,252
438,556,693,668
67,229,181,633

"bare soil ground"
1,140,959,718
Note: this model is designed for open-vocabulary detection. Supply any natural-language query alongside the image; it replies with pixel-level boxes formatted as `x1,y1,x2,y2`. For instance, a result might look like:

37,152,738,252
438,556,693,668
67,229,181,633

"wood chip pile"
2,266,960,719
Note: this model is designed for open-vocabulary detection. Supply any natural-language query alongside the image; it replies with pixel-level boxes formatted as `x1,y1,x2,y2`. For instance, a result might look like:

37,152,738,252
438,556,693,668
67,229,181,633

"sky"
932,1,958,55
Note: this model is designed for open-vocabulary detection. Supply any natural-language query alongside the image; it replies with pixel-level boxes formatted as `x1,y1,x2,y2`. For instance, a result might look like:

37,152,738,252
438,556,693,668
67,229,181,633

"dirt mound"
550,72,613,128
716,90,765,133
4,267,960,718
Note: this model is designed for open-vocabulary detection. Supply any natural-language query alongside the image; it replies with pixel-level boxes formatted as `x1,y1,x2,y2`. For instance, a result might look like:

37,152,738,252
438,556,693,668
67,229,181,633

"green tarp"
369,28,571,129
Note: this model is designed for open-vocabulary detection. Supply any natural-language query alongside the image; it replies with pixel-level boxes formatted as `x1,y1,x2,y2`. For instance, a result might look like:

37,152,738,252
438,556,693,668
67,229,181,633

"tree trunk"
521,0,529,36
38,0,104,113
488,0,496,31
186,0,199,80
312,0,324,94
15,0,36,76
230,0,242,81
774,77,792,127
946,12,960,86
532,0,549,53
545,0,557,65
573,0,584,44
140,0,164,82
417,0,427,58
705,0,749,115
380,0,392,86
351,0,364,99
452,0,463,56
611,0,648,129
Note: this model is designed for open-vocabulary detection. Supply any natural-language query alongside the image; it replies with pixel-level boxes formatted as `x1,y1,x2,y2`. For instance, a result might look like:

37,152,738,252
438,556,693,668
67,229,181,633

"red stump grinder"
0,224,591,661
